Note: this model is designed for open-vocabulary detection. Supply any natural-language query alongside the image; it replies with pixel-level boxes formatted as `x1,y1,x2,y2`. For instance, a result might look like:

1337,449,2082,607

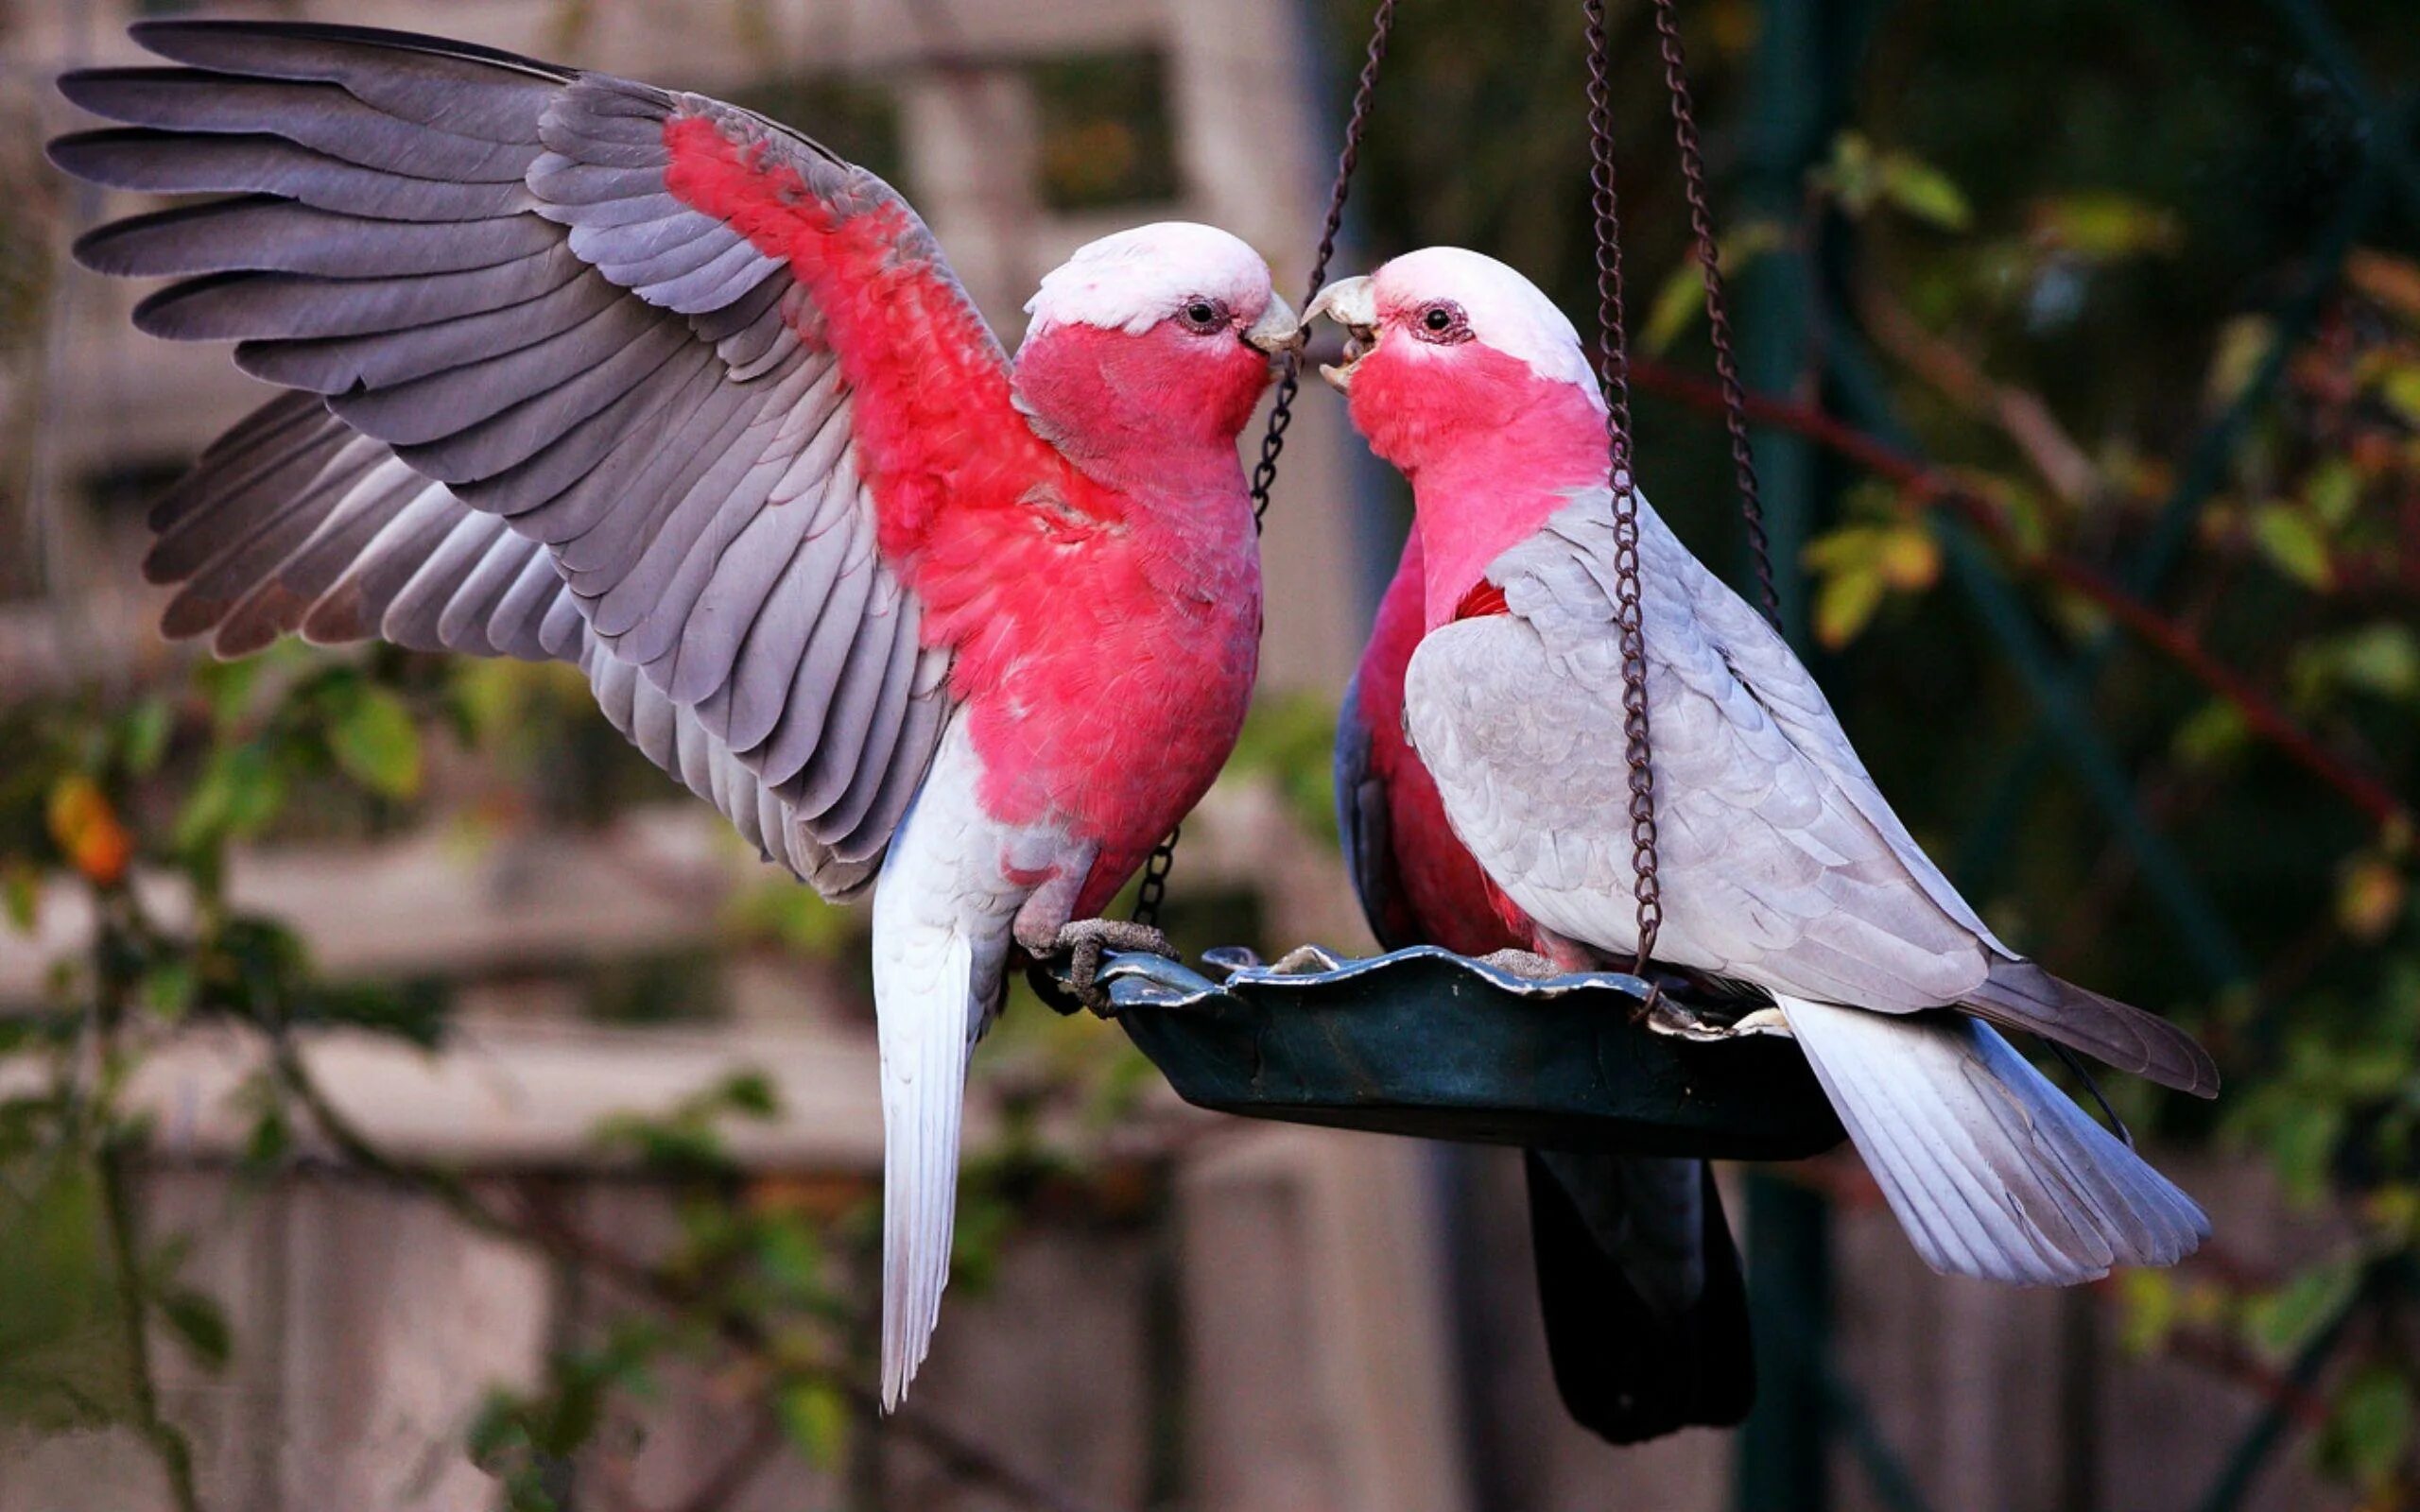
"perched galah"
1311,248,2216,1285
1340,526,1752,1442
53,20,1299,1404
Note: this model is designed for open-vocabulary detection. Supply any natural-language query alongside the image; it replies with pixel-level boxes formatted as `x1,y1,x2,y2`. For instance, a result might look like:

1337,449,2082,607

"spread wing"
52,20,1020,893
1403,488,2212,1091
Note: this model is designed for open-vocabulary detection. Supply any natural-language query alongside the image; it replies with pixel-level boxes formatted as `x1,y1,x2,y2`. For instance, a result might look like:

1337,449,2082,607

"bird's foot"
1476,948,1563,980
1049,919,1175,1015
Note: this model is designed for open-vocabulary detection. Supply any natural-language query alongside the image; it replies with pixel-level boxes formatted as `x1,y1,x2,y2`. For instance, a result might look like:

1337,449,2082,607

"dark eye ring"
1412,300,1471,343
1180,298,1227,332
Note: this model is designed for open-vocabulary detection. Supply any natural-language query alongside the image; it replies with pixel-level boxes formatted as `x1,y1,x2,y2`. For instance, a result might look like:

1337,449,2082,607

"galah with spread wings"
1312,248,2217,1285
53,20,1300,1404
1341,528,1753,1441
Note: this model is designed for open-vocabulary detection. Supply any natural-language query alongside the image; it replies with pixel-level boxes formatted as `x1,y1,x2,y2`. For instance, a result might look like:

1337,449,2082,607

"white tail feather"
873,919,977,1410
1779,995,2208,1284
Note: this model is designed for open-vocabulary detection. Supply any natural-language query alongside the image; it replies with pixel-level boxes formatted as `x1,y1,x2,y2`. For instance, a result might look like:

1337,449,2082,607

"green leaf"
0,1153,133,1431
142,962,196,1022
197,656,267,730
1,866,38,934
1814,565,1887,649
1642,223,1783,353
2116,1269,2179,1355
1813,129,1881,213
2377,364,2420,428
158,1288,232,1372
716,1070,780,1120
2251,505,2333,590
2243,1259,2358,1357
327,687,423,799
2304,458,2362,528
2264,1100,2346,1202
2031,192,2182,260
119,699,174,776
775,1378,849,1468
175,745,286,852
2333,625,2420,699
2319,1367,2413,1491
1878,152,1972,231
2205,317,2274,406
2172,700,2249,767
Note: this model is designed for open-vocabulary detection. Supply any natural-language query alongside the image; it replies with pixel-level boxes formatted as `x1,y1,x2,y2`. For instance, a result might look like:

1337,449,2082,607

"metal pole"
1728,0,1874,1503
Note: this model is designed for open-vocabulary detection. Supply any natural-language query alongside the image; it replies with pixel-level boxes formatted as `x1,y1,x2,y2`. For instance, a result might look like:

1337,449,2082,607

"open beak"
1242,292,1303,355
1303,276,1378,391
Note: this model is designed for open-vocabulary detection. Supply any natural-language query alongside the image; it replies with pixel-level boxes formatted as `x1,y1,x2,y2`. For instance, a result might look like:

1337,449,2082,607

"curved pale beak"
1243,292,1303,355
1303,276,1378,391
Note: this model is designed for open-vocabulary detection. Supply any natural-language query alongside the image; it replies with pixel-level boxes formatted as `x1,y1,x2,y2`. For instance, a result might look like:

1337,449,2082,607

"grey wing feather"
53,21,984,889
138,394,903,897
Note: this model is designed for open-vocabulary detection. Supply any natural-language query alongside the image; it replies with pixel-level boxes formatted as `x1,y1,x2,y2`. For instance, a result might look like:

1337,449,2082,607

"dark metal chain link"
1131,822,1178,928
1648,0,1781,629
1583,0,1664,971
1133,0,1397,930
1247,0,1398,533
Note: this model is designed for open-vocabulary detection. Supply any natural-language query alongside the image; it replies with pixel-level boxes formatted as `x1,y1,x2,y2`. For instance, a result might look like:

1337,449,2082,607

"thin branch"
89,892,200,1512
96,1134,202,1512
1632,357,2413,833
1855,279,2105,510
2159,1324,2337,1433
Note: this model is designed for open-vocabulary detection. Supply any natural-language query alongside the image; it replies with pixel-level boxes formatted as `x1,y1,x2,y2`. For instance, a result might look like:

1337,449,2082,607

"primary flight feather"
54,19,1301,1404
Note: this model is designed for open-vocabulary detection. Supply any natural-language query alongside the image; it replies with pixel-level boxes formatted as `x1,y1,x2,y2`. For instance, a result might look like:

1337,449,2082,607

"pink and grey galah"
52,20,1298,1405
1340,526,1754,1442
1310,247,2218,1286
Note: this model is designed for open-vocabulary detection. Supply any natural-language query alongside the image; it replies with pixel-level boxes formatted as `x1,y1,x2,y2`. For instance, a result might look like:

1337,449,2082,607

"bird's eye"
1412,301,1471,344
1179,298,1228,333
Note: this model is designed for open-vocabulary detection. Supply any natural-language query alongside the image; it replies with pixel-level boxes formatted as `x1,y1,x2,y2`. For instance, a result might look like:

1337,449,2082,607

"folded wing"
1401,487,2213,1094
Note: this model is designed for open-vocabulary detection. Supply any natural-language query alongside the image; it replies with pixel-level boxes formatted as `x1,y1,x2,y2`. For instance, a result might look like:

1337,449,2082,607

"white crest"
1370,247,1603,399
1023,222,1273,340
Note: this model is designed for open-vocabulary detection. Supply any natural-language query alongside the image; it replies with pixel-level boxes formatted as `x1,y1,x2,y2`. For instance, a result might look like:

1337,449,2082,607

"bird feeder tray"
1033,946,1843,1161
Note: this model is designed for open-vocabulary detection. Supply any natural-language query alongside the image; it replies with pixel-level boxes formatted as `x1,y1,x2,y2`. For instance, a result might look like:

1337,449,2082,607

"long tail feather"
1779,996,2208,1284
1526,1153,1754,1441
872,917,976,1410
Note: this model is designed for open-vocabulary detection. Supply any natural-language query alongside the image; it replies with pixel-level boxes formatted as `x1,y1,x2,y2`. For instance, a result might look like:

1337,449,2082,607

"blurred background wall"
1,1,2415,1510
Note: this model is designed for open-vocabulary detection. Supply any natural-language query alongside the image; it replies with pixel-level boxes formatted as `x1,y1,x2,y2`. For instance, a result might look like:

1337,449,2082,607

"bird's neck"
1363,366,1608,631
1011,322,1270,503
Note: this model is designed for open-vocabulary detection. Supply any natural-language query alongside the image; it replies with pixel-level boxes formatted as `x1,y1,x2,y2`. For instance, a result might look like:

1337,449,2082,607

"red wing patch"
1452,579,1511,621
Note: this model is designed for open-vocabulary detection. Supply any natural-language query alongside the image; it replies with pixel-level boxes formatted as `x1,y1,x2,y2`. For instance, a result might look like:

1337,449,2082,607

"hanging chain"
1247,0,1398,533
1583,0,1664,971
1648,0,1781,629
1132,0,1398,931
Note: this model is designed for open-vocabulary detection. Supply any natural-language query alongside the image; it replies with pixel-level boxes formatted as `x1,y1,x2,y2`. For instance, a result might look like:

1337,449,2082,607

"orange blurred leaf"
46,776,132,887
